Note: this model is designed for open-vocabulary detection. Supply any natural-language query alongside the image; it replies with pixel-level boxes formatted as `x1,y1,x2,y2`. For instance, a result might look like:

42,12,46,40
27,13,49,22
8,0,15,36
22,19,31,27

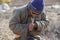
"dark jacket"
9,4,49,40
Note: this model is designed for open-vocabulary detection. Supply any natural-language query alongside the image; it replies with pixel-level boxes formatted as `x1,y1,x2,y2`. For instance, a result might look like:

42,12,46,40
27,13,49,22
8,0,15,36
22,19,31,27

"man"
9,0,49,40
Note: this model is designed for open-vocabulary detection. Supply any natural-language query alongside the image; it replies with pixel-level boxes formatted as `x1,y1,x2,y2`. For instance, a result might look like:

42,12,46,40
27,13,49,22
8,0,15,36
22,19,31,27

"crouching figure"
9,0,49,40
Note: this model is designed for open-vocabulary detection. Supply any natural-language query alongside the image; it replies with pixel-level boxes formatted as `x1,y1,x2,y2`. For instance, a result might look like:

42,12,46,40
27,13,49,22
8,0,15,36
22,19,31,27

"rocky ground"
0,0,60,40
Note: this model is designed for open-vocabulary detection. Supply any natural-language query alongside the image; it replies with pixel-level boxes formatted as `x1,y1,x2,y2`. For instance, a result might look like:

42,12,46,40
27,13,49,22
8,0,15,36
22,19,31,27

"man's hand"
29,23,37,31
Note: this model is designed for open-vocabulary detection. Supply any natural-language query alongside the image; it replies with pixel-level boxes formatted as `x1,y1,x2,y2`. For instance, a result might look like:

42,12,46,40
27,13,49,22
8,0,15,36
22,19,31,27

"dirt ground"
0,0,60,40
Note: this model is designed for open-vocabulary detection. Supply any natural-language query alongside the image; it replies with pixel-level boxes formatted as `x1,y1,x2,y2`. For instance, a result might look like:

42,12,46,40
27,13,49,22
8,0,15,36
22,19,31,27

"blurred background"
0,0,60,40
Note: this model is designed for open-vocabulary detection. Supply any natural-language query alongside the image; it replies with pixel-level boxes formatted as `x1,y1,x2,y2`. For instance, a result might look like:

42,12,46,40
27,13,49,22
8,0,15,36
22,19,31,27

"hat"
28,0,44,14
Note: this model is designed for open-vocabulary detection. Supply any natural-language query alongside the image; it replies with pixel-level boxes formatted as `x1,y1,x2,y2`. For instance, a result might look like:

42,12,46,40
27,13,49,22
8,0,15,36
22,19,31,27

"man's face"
30,10,39,17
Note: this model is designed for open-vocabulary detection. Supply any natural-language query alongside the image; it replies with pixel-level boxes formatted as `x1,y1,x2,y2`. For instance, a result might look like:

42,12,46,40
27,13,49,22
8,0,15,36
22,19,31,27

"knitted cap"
28,0,44,14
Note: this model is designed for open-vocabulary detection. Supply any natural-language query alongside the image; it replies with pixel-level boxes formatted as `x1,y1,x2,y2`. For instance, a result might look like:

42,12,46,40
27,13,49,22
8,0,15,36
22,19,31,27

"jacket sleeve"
9,9,29,35
35,12,49,31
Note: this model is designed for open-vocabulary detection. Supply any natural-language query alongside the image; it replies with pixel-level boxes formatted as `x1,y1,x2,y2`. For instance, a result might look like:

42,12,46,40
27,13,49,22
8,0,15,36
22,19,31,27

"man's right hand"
29,23,35,31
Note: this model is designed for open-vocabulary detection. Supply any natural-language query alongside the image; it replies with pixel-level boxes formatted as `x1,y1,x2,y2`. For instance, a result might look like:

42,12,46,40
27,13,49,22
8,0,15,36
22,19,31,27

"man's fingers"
29,23,34,31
